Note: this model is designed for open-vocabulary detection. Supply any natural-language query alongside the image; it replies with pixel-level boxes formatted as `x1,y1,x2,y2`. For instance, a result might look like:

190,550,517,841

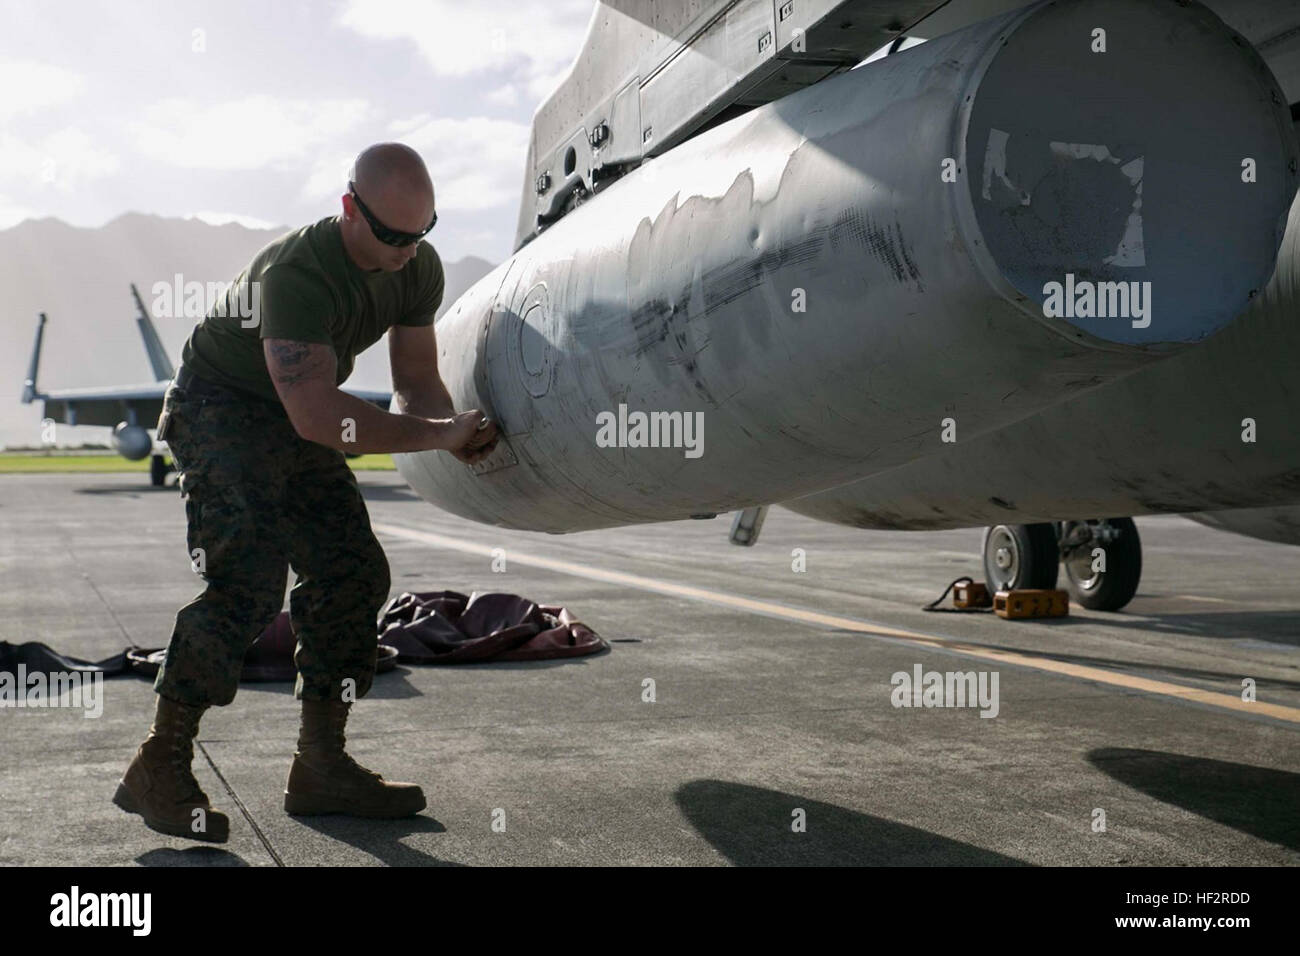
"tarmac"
1,470,1298,866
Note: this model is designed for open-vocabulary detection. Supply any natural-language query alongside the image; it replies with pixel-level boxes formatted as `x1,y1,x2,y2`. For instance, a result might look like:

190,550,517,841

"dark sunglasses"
347,181,437,246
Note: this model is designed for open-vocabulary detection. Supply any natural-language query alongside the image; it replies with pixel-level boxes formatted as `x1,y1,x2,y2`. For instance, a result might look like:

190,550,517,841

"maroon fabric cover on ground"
378,590,608,663
124,593,605,682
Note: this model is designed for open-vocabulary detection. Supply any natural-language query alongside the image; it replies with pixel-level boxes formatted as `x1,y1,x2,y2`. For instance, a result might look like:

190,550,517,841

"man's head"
339,143,437,272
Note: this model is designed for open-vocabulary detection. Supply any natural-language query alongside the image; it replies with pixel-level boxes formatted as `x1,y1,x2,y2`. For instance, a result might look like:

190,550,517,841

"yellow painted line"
372,522,1300,725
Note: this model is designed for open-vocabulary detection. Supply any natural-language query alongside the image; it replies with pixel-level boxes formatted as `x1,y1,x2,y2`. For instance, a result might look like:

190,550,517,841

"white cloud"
484,85,520,108
388,113,431,136
300,153,355,204
462,229,502,245
390,115,530,211
0,193,36,230
0,59,85,120
300,115,530,212
0,128,119,192
337,0,592,99
130,95,369,171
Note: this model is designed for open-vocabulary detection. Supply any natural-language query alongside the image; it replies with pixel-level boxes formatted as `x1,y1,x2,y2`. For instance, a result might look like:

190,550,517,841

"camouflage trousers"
153,370,391,706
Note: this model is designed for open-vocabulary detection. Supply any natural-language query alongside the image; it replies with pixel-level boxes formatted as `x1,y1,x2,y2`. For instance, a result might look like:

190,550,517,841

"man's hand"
449,415,500,465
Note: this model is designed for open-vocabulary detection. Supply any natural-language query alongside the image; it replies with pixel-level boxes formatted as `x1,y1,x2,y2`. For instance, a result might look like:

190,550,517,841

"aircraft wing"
33,382,393,429
34,383,169,429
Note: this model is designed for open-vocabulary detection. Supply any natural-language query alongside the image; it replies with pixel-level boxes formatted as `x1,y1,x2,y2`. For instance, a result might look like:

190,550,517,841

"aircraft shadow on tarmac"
1088,749,1300,852
1072,609,1300,648
676,780,1027,866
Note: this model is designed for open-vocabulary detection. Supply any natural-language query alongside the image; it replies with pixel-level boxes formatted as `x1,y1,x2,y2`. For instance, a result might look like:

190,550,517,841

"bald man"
113,143,499,842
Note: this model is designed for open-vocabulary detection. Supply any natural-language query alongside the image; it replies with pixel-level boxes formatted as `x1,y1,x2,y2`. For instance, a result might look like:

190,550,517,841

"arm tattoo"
269,341,328,388
272,342,310,366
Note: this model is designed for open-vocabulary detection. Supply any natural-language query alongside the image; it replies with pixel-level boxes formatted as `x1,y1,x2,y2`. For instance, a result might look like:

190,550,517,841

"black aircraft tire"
1064,517,1142,611
982,523,1060,592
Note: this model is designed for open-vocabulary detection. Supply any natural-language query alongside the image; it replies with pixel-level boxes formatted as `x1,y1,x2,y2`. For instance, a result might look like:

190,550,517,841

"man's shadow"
288,814,464,866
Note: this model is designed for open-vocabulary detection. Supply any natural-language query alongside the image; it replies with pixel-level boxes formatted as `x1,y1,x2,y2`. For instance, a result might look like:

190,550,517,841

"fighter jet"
391,0,1300,616
759,0,1300,611
21,285,392,485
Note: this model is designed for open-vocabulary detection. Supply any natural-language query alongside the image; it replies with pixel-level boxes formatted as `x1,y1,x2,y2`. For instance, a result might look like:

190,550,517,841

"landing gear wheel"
150,454,171,487
982,523,1060,591
1062,517,1141,611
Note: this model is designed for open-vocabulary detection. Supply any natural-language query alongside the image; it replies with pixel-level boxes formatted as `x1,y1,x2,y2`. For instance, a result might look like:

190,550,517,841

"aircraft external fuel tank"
397,0,1298,532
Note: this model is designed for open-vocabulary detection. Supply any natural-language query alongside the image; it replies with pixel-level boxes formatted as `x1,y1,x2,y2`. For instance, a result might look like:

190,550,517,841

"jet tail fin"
131,283,175,381
21,313,47,404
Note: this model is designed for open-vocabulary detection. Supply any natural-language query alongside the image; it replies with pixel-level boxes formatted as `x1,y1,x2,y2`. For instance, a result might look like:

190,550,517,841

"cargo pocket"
161,393,207,486
156,384,193,438
179,468,209,577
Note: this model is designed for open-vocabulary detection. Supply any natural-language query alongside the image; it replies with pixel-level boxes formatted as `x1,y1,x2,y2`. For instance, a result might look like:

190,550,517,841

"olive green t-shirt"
180,216,444,403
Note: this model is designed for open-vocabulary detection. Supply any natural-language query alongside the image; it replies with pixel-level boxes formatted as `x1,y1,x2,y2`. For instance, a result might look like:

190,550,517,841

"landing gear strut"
150,454,173,488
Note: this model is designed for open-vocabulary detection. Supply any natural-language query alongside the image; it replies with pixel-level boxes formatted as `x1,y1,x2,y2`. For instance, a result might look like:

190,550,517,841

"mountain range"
1,213,495,448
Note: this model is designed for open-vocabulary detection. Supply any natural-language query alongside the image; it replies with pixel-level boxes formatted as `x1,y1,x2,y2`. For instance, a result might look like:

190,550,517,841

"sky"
0,0,597,262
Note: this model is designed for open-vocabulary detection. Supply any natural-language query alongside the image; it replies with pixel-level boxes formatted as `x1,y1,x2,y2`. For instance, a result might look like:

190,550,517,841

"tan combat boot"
283,698,426,818
113,694,231,843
